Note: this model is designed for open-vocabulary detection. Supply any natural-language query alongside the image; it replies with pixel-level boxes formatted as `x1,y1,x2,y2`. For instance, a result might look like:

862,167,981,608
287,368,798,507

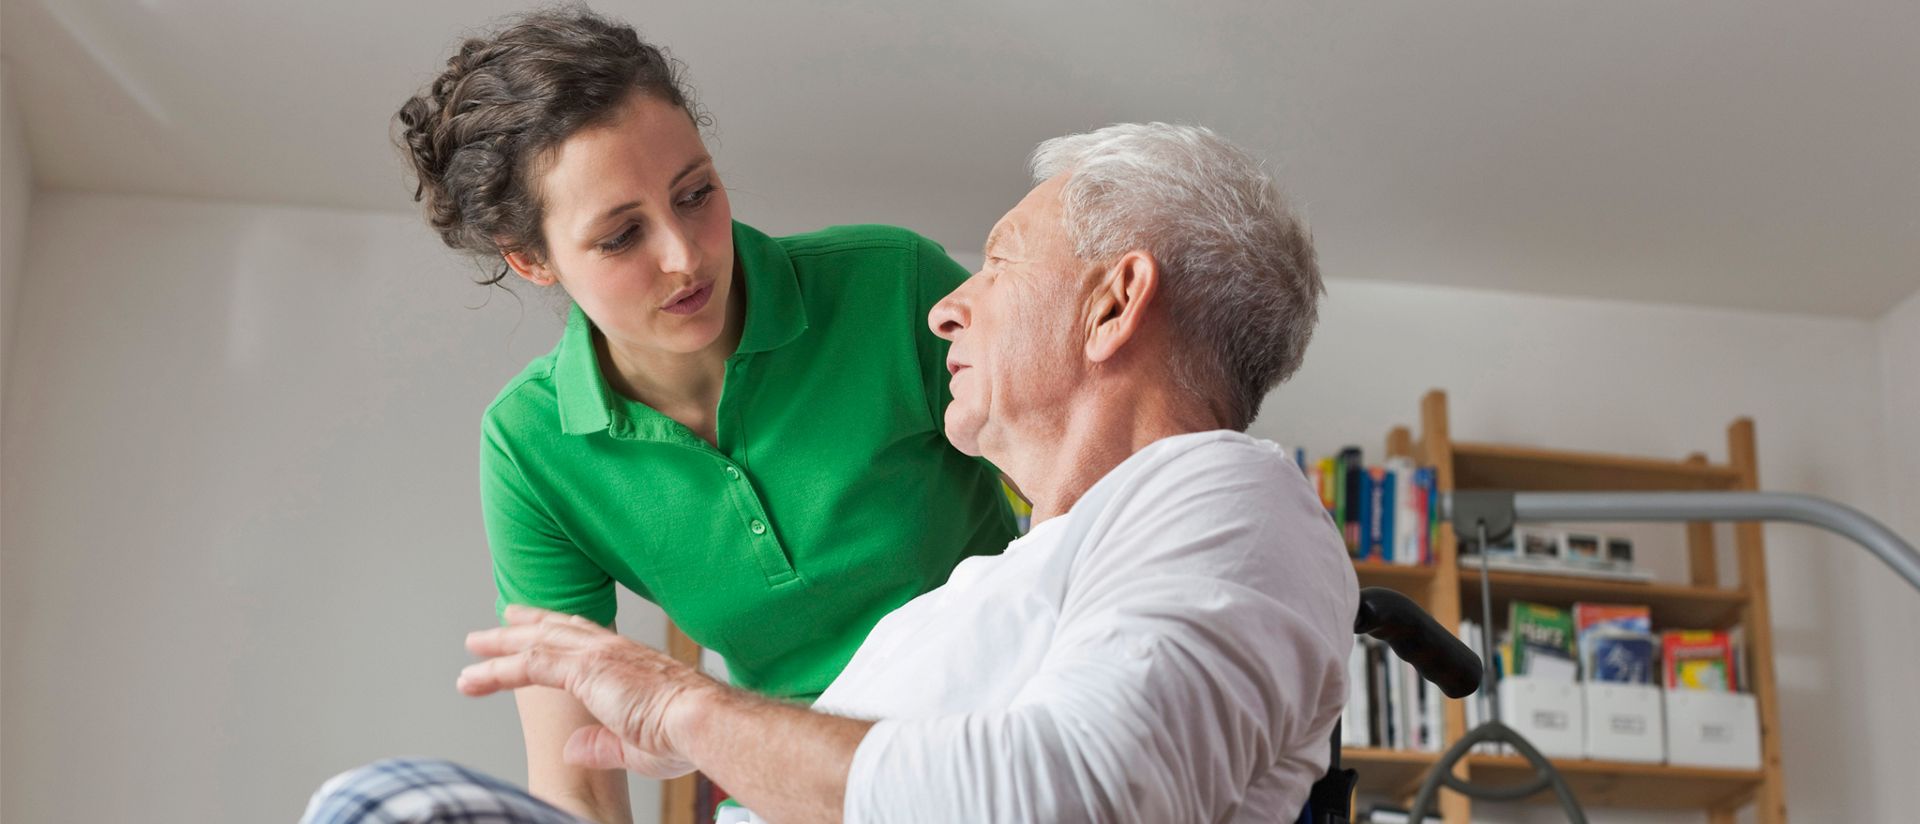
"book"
1663,630,1737,691
1574,602,1656,684
1574,602,1652,635
1299,447,1436,566
1508,601,1577,681
1367,466,1393,561
1411,465,1435,564
1316,457,1337,512
1385,457,1415,564
1340,446,1363,552
1344,639,1372,747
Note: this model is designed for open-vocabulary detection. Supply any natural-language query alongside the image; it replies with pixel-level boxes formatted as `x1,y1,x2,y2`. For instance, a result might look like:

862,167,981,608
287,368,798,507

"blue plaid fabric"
302,757,593,824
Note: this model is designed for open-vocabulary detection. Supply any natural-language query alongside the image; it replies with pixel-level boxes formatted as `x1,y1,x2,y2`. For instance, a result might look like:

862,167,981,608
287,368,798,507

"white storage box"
1582,683,1665,763
1499,677,1584,759
1663,690,1761,769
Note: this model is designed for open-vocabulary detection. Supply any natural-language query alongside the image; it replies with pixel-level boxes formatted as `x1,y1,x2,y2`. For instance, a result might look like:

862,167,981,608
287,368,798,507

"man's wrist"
663,675,732,760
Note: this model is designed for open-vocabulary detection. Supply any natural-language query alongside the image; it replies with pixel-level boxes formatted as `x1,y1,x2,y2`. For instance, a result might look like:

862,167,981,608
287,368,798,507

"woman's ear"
1084,250,1160,364
502,249,559,287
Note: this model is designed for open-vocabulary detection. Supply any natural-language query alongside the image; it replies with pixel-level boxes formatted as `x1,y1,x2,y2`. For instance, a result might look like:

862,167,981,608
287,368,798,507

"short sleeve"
479,414,617,627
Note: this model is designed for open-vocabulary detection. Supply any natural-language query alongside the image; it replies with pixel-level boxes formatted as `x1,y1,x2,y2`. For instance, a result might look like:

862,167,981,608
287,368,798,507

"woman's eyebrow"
578,157,714,236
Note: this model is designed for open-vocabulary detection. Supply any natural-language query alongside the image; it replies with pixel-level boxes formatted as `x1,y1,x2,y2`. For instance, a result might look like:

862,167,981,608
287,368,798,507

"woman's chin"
656,318,727,355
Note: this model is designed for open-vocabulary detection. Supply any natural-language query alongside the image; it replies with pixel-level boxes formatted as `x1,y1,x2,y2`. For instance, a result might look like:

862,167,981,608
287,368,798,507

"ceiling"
3,0,1916,317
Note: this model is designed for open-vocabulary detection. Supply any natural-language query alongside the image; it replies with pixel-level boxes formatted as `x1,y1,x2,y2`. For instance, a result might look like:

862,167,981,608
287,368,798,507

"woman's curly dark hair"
394,5,708,286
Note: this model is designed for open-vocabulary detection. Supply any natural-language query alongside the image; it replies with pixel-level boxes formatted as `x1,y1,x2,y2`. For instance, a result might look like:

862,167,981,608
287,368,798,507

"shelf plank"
1341,748,1763,810
1343,749,1763,810
1341,748,1441,797
1354,560,1439,595
1458,568,1749,629
1452,442,1743,492
1467,754,1764,810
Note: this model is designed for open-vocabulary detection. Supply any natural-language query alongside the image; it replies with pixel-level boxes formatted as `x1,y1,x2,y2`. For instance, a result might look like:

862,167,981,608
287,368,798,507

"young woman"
395,9,1016,822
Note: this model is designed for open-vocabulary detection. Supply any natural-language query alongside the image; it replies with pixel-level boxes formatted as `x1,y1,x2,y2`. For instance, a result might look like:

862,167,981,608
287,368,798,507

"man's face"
929,173,1088,457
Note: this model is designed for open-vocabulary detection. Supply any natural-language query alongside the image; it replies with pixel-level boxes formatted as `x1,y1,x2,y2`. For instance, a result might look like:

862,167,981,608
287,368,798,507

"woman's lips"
661,282,713,316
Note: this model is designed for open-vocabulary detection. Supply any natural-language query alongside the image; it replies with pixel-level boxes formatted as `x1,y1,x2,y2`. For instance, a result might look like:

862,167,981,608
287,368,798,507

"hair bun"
390,8,705,286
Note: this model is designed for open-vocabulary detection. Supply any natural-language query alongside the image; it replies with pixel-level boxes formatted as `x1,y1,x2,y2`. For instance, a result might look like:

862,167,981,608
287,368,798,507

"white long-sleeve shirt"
807,430,1359,824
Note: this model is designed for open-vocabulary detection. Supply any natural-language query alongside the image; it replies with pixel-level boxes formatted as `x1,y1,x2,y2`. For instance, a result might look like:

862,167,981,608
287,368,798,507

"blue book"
1417,467,1439,564
1378,469,1397,562
1587,634,1658,684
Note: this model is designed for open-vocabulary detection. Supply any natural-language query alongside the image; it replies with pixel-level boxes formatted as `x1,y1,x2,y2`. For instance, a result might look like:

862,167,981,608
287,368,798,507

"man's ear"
1084,250,1159,364
502,249,559,287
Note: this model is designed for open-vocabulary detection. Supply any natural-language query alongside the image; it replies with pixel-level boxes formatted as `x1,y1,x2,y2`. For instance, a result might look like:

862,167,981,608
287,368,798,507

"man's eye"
599,225,637,253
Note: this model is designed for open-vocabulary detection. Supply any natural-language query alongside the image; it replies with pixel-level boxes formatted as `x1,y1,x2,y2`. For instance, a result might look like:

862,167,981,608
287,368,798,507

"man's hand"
459,605,716,779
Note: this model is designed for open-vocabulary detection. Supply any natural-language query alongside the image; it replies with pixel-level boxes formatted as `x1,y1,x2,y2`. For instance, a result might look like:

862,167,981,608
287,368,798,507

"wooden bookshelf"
1459,570,1750,630
1344,748,1767,811
1466,755,1766,809
1354,559,1440,592
1352,389,1788,823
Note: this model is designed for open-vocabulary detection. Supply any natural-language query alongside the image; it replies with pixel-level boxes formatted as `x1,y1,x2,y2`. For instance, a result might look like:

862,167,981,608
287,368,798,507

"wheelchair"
1296,587,1484,824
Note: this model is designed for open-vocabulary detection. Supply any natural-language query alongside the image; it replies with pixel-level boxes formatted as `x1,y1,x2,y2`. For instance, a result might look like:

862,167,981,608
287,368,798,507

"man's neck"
1013,380,1227,526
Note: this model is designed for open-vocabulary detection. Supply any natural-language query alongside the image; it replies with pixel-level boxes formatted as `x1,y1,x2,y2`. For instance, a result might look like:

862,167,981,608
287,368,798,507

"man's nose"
928,280,972,341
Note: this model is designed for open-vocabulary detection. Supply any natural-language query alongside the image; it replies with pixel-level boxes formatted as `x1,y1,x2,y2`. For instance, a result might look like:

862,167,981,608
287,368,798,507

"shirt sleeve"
479,414,618,627
842,444,1357,823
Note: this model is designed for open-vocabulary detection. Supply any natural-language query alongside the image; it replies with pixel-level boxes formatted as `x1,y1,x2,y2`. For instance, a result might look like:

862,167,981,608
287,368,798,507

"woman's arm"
481,423,629,821
517,681,634,823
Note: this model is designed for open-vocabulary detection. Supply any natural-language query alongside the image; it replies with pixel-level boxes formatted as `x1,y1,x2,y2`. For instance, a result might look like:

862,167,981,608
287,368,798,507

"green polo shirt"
479,221,1016,701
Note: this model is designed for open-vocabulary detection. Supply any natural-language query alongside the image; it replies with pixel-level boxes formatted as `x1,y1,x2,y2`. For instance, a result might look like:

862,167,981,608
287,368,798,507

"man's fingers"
502,604,604,630
456,652,556,696
501,604,562,625
466,619,597,657
561,724,628,771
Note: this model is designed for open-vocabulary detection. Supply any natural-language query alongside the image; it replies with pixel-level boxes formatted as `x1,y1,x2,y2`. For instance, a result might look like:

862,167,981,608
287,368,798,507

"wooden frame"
1353,389,1788,823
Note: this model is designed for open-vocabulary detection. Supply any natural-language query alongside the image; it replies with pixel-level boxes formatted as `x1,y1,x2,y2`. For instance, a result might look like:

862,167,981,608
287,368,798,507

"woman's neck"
595,265,747,439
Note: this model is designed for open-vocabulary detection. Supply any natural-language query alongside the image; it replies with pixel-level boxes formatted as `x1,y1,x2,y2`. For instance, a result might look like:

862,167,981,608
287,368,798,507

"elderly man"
306,123,1356,824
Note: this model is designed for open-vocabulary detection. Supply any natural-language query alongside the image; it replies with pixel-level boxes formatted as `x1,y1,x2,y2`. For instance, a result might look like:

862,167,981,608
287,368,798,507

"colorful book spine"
1340,446,1363,553
1509,601,1577,680
1662,630,1737,691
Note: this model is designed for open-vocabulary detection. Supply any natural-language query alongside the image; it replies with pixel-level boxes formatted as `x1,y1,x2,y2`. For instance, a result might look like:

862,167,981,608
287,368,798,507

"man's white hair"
1030,122,1322,430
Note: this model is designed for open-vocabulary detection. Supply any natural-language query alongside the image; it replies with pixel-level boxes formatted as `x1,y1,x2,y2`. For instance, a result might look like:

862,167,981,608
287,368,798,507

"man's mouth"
946,360,969,376
661,282,714,316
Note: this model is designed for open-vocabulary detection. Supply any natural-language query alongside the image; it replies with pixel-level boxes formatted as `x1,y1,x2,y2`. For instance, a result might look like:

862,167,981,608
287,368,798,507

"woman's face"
506,92,736,358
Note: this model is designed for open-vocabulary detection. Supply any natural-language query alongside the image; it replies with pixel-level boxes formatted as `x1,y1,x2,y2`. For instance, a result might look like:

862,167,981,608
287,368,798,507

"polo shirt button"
750,519,767,535
725,465,741,480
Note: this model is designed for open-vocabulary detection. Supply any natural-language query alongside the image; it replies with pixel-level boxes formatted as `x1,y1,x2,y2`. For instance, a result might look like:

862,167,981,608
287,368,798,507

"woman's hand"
460,605,715,778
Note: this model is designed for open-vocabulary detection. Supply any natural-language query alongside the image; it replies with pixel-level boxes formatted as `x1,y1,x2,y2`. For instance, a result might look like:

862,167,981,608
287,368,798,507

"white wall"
1863,287,1920,813
0,190,1912,823
1,58,30,392
0,53,41,822
0,191,669,822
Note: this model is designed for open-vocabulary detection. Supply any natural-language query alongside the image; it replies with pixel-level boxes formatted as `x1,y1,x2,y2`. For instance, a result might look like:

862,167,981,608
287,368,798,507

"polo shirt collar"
554,220,809,436
731,220,809,354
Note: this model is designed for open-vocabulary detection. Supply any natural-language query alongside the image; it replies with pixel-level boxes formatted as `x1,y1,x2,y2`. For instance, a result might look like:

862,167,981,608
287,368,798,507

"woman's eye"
598,225,637,253
679,184,716,209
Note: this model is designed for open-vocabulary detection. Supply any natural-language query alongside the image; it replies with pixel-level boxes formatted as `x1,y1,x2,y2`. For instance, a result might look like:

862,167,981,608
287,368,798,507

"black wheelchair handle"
1353,587,1483,699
